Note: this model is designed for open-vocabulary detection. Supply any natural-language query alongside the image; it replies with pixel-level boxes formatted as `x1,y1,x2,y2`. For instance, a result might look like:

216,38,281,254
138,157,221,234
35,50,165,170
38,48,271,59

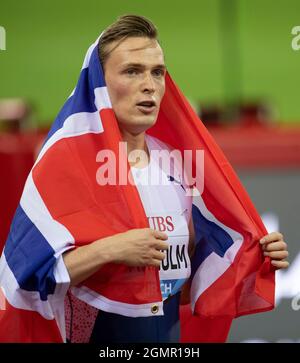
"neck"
120,129,149,168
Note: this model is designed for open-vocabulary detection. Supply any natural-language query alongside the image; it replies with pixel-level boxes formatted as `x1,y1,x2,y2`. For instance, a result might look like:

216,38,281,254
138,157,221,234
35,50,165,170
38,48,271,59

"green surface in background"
0,0,299,125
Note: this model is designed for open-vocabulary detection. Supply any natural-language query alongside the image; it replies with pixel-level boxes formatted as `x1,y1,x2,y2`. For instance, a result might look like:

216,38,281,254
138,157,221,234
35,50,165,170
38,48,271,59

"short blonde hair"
99,14,159,68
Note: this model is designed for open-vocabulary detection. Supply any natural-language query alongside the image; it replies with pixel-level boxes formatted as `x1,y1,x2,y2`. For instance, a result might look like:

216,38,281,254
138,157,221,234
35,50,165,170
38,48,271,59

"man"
0,15,289,343
62,15,288,342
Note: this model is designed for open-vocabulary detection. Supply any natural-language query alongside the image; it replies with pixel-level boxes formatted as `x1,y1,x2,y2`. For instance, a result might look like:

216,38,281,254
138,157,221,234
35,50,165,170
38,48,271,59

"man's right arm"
63,228,169,287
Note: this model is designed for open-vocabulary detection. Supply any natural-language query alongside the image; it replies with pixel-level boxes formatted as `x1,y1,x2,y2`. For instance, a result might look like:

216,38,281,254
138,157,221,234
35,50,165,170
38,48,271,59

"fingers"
148,232,168,266
147,250,167,267
264,250,289,259
154,240,169,251
148,228,169,250
152,250,166,261
260,232,287,252
263,241,287,252
270,260,289,269
152,229,168,240
259,232,289,270
260,232,283,245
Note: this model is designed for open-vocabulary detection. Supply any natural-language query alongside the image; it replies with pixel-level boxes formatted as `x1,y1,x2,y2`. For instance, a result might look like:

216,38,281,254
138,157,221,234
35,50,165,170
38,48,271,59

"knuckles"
265,240,287,251
277,232,284,240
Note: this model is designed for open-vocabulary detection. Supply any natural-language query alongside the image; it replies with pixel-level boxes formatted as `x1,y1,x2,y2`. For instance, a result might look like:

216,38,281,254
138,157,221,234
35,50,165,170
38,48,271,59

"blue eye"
127,68,138,75
152,69,164,77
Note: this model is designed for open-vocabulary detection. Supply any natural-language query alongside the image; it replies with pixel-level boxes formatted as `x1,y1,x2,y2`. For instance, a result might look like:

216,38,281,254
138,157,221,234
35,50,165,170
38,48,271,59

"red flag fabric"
0,36,275,343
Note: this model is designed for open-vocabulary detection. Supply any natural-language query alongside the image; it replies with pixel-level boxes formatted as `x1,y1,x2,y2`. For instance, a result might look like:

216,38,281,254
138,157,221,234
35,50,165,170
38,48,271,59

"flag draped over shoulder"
148,76,275,342
0,34,275,343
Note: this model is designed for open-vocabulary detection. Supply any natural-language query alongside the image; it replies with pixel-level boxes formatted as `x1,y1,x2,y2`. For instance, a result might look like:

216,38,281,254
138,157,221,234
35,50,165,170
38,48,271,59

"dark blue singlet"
89,292,181,343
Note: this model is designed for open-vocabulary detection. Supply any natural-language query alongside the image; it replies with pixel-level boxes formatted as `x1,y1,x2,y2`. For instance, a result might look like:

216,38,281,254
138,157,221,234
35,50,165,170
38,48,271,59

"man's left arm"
187,217,289,269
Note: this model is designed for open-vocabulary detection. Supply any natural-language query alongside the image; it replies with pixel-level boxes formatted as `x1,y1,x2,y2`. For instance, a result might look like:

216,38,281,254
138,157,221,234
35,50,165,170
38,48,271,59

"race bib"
147,211,191,282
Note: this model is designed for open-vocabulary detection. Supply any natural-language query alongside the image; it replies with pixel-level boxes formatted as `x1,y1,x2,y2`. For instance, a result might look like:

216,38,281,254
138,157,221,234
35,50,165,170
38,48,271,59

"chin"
138,119,157,132
122,116,158,134
131,123,155,135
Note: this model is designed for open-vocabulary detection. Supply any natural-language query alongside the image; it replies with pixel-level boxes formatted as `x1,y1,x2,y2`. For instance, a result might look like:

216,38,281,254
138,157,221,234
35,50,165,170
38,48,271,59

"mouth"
136,100,157,114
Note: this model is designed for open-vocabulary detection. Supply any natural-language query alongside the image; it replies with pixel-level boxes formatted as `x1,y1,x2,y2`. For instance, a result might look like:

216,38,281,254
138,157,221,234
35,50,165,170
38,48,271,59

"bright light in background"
240,212,300,343
261,212,279,233
275,252,300,307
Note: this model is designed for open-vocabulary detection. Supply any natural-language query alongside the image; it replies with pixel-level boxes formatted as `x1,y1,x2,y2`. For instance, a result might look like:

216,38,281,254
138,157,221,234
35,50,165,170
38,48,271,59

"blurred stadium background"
0,0,299,342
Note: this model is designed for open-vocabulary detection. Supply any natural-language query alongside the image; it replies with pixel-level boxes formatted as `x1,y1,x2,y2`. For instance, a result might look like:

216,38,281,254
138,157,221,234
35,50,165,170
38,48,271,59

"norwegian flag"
0,36,275,343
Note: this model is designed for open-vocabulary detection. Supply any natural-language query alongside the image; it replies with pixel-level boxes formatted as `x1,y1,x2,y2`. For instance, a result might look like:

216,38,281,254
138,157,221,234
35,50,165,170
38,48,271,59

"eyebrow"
121,63,166,70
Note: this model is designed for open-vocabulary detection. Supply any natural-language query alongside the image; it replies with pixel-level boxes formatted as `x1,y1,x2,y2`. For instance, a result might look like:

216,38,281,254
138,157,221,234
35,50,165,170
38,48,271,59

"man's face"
103,37,166,135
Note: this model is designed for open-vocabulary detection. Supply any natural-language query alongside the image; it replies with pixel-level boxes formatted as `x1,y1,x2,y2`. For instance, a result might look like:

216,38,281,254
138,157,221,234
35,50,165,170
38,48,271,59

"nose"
141,72,155,94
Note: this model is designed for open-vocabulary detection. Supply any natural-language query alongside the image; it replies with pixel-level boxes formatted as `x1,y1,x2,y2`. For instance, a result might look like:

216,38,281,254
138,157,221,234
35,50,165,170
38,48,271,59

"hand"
260,232,289,269
64,228,169,287
107,228,169,267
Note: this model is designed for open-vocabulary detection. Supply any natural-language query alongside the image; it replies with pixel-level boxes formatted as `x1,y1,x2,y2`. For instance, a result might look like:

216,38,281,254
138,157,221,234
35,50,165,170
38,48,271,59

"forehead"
105,37,165,67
